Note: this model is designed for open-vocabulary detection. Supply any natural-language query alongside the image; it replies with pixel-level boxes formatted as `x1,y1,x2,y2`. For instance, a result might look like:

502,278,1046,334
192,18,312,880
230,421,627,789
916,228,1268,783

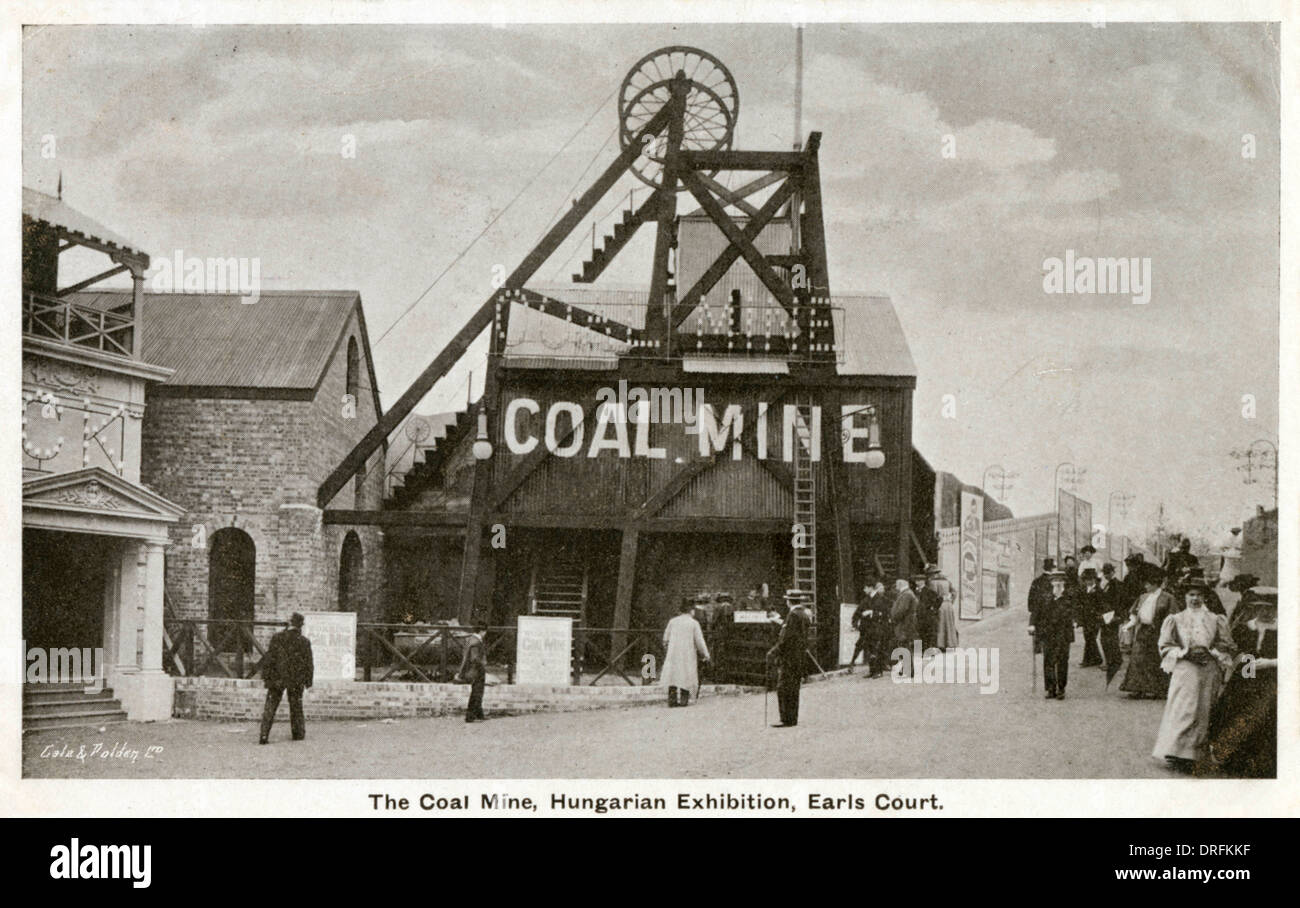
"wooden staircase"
385,407,475,508
527,554,588,622
572,191,663,284
24,683,128,732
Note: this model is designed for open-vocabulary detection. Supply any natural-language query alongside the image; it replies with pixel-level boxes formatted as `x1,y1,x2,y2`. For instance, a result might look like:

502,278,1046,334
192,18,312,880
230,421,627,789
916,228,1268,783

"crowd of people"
848,565,960,677
1026,543,1277,777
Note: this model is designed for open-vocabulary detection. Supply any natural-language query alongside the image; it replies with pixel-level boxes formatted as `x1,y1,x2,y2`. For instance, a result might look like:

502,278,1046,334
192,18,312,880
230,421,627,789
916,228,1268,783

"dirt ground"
23,607,1174,779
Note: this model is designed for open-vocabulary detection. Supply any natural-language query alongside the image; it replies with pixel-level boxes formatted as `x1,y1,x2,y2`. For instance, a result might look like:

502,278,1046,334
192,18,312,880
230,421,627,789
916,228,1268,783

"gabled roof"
23,467,186,532
22,187,147,258
67,290,382,410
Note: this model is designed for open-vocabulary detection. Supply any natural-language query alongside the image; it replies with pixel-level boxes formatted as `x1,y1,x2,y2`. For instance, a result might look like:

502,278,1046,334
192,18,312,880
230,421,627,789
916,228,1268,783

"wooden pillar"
611,525,640,661
897,390,914,578
456,307,506,626
130,265,145,359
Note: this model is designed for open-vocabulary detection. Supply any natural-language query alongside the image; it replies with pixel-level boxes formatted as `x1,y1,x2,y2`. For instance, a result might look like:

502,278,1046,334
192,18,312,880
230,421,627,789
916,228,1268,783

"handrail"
23,289,135,356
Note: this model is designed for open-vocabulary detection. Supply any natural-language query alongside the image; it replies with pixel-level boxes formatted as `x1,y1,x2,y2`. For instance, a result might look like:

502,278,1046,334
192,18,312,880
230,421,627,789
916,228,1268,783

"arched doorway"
339,531,363,614
208,528,255,651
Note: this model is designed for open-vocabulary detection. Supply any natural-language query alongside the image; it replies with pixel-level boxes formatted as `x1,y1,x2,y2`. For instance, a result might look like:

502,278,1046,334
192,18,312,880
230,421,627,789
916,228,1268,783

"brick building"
71,289,388,633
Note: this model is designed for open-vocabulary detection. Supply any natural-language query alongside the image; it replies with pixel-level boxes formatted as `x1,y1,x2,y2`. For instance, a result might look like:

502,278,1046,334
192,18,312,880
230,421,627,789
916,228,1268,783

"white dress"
1151,607,1234,761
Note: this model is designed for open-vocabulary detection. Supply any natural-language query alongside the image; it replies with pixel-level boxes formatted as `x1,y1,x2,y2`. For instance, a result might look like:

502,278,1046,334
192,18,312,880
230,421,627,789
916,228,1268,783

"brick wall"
141,308,385,626
172,676,755,721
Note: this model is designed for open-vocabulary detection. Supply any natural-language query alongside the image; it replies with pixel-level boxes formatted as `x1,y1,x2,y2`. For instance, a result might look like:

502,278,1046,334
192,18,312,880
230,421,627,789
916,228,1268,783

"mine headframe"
318,46,834,507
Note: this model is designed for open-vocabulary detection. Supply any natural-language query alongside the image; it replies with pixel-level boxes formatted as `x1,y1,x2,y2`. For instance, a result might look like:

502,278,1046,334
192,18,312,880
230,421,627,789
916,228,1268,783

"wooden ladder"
791,394,818,605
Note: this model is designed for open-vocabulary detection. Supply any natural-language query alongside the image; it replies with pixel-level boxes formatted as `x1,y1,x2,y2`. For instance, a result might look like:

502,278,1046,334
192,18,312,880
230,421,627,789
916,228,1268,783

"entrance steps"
23,683,128,731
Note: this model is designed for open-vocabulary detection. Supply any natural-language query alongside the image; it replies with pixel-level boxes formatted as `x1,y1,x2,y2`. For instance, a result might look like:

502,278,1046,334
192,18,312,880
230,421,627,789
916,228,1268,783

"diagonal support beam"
672,176,794,327
57,264,130,297
696,173,760,217
675,171,796,324
317,105,673,508
509,288,640,343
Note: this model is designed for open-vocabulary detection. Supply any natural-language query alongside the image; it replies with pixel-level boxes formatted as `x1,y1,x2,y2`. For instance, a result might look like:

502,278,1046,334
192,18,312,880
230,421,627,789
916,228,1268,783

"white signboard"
516,615,573,685
733,610,776,624
299,611,355,682
838,603,859,666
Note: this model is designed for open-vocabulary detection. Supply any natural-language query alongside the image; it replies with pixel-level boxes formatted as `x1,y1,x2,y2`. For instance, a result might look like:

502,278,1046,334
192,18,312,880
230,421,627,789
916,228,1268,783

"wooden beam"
511,288,640,343
823,389,857,606
611,527,640,655
799,133,830,295
696,173,759,217
681,169,795,313
670,177,795,327
680,149,806,171
316,104,673,508
322,509,469,526
56,264,130,297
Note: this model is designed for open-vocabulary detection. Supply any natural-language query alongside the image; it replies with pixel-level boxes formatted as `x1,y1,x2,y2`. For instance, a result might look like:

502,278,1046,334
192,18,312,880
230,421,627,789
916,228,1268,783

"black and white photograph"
4,1,1293,823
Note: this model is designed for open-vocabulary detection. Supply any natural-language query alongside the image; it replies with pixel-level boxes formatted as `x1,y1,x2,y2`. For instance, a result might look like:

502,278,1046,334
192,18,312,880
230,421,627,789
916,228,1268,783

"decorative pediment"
23,467,186,522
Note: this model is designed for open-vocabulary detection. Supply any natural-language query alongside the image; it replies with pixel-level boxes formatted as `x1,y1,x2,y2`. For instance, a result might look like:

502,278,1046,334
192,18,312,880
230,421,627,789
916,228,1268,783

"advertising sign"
516,615,573,685
960,491,984,619
299,611,356,682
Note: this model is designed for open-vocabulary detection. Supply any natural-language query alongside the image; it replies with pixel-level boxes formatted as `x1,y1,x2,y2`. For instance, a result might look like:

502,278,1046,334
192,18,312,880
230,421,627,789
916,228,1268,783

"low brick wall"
172,677,759,721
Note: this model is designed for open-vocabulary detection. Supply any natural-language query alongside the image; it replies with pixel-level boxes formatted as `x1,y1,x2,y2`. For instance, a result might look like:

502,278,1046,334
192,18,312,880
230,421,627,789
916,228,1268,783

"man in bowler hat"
259,612,314,744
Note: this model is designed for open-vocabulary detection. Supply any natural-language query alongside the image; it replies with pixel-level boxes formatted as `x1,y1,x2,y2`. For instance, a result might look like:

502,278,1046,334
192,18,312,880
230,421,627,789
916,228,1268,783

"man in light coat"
662,597,710,707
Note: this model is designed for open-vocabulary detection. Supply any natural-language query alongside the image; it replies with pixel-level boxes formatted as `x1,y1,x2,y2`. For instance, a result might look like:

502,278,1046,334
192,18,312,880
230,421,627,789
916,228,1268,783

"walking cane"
1031,631,1037,693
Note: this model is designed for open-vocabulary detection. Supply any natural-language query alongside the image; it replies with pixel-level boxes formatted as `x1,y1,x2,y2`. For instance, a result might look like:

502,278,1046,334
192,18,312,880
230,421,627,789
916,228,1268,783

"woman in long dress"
1151,579,1234,772
1119,566,1176,699
935,588,960,650
1197,592,1277,777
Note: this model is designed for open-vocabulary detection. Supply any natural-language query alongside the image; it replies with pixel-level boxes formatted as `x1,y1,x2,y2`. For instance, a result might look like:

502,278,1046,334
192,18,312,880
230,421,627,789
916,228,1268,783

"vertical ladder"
791,394,817,607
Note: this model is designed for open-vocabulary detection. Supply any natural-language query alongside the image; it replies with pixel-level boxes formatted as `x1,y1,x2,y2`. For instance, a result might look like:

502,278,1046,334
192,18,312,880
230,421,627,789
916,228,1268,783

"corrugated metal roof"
22,187,145,256
68,290,362,389
504,282,914,379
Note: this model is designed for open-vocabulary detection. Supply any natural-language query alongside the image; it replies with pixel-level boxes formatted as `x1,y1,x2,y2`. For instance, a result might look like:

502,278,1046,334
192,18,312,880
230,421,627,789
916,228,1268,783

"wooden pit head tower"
319,47,917,658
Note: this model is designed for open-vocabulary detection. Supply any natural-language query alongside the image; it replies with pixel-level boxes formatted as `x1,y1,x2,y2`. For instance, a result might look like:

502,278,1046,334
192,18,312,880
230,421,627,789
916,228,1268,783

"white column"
113,541,143,672
112,538,175,721
140,541,166,672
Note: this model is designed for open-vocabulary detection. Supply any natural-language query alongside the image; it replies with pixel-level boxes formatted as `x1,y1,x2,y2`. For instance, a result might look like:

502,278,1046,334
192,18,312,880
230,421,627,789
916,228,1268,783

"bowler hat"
1080,545,1097,555
289,612,304,627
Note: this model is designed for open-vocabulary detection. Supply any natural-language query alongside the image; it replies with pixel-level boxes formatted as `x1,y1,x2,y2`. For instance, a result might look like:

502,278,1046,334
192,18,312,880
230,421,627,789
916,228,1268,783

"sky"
22,22,1280,545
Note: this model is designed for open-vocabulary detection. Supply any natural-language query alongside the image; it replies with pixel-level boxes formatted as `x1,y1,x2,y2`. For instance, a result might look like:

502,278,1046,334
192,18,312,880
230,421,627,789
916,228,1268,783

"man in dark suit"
915,571,943,653
259,612,314,744
457,625,488,722
766,589,811,727
890,576,920,676
1026,559,1056,655
1077,568,1104,667
1029,571,1074,700
1097,563,1125,684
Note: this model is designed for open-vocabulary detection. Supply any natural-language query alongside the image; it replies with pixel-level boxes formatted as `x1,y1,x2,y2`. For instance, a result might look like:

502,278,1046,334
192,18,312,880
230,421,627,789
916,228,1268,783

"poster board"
1057,489,1077,560
960,491,984,618
299,611,356,682
838,603,859,666
516,615,573,685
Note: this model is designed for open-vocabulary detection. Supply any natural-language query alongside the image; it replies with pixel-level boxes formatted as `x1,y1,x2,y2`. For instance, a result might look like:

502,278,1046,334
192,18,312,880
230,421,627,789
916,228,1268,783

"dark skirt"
1199,667,1276,778
1119,623,1168,697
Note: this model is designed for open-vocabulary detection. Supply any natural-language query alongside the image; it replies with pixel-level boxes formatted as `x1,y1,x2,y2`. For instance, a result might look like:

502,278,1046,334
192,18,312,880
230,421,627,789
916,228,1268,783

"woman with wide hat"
1151,575,1234,772
1198,586,1277,777
1118,564,1176,699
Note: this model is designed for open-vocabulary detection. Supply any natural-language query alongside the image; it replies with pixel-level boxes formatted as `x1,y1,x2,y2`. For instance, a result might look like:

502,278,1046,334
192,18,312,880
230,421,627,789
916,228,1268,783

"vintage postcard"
2,0,1293,820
